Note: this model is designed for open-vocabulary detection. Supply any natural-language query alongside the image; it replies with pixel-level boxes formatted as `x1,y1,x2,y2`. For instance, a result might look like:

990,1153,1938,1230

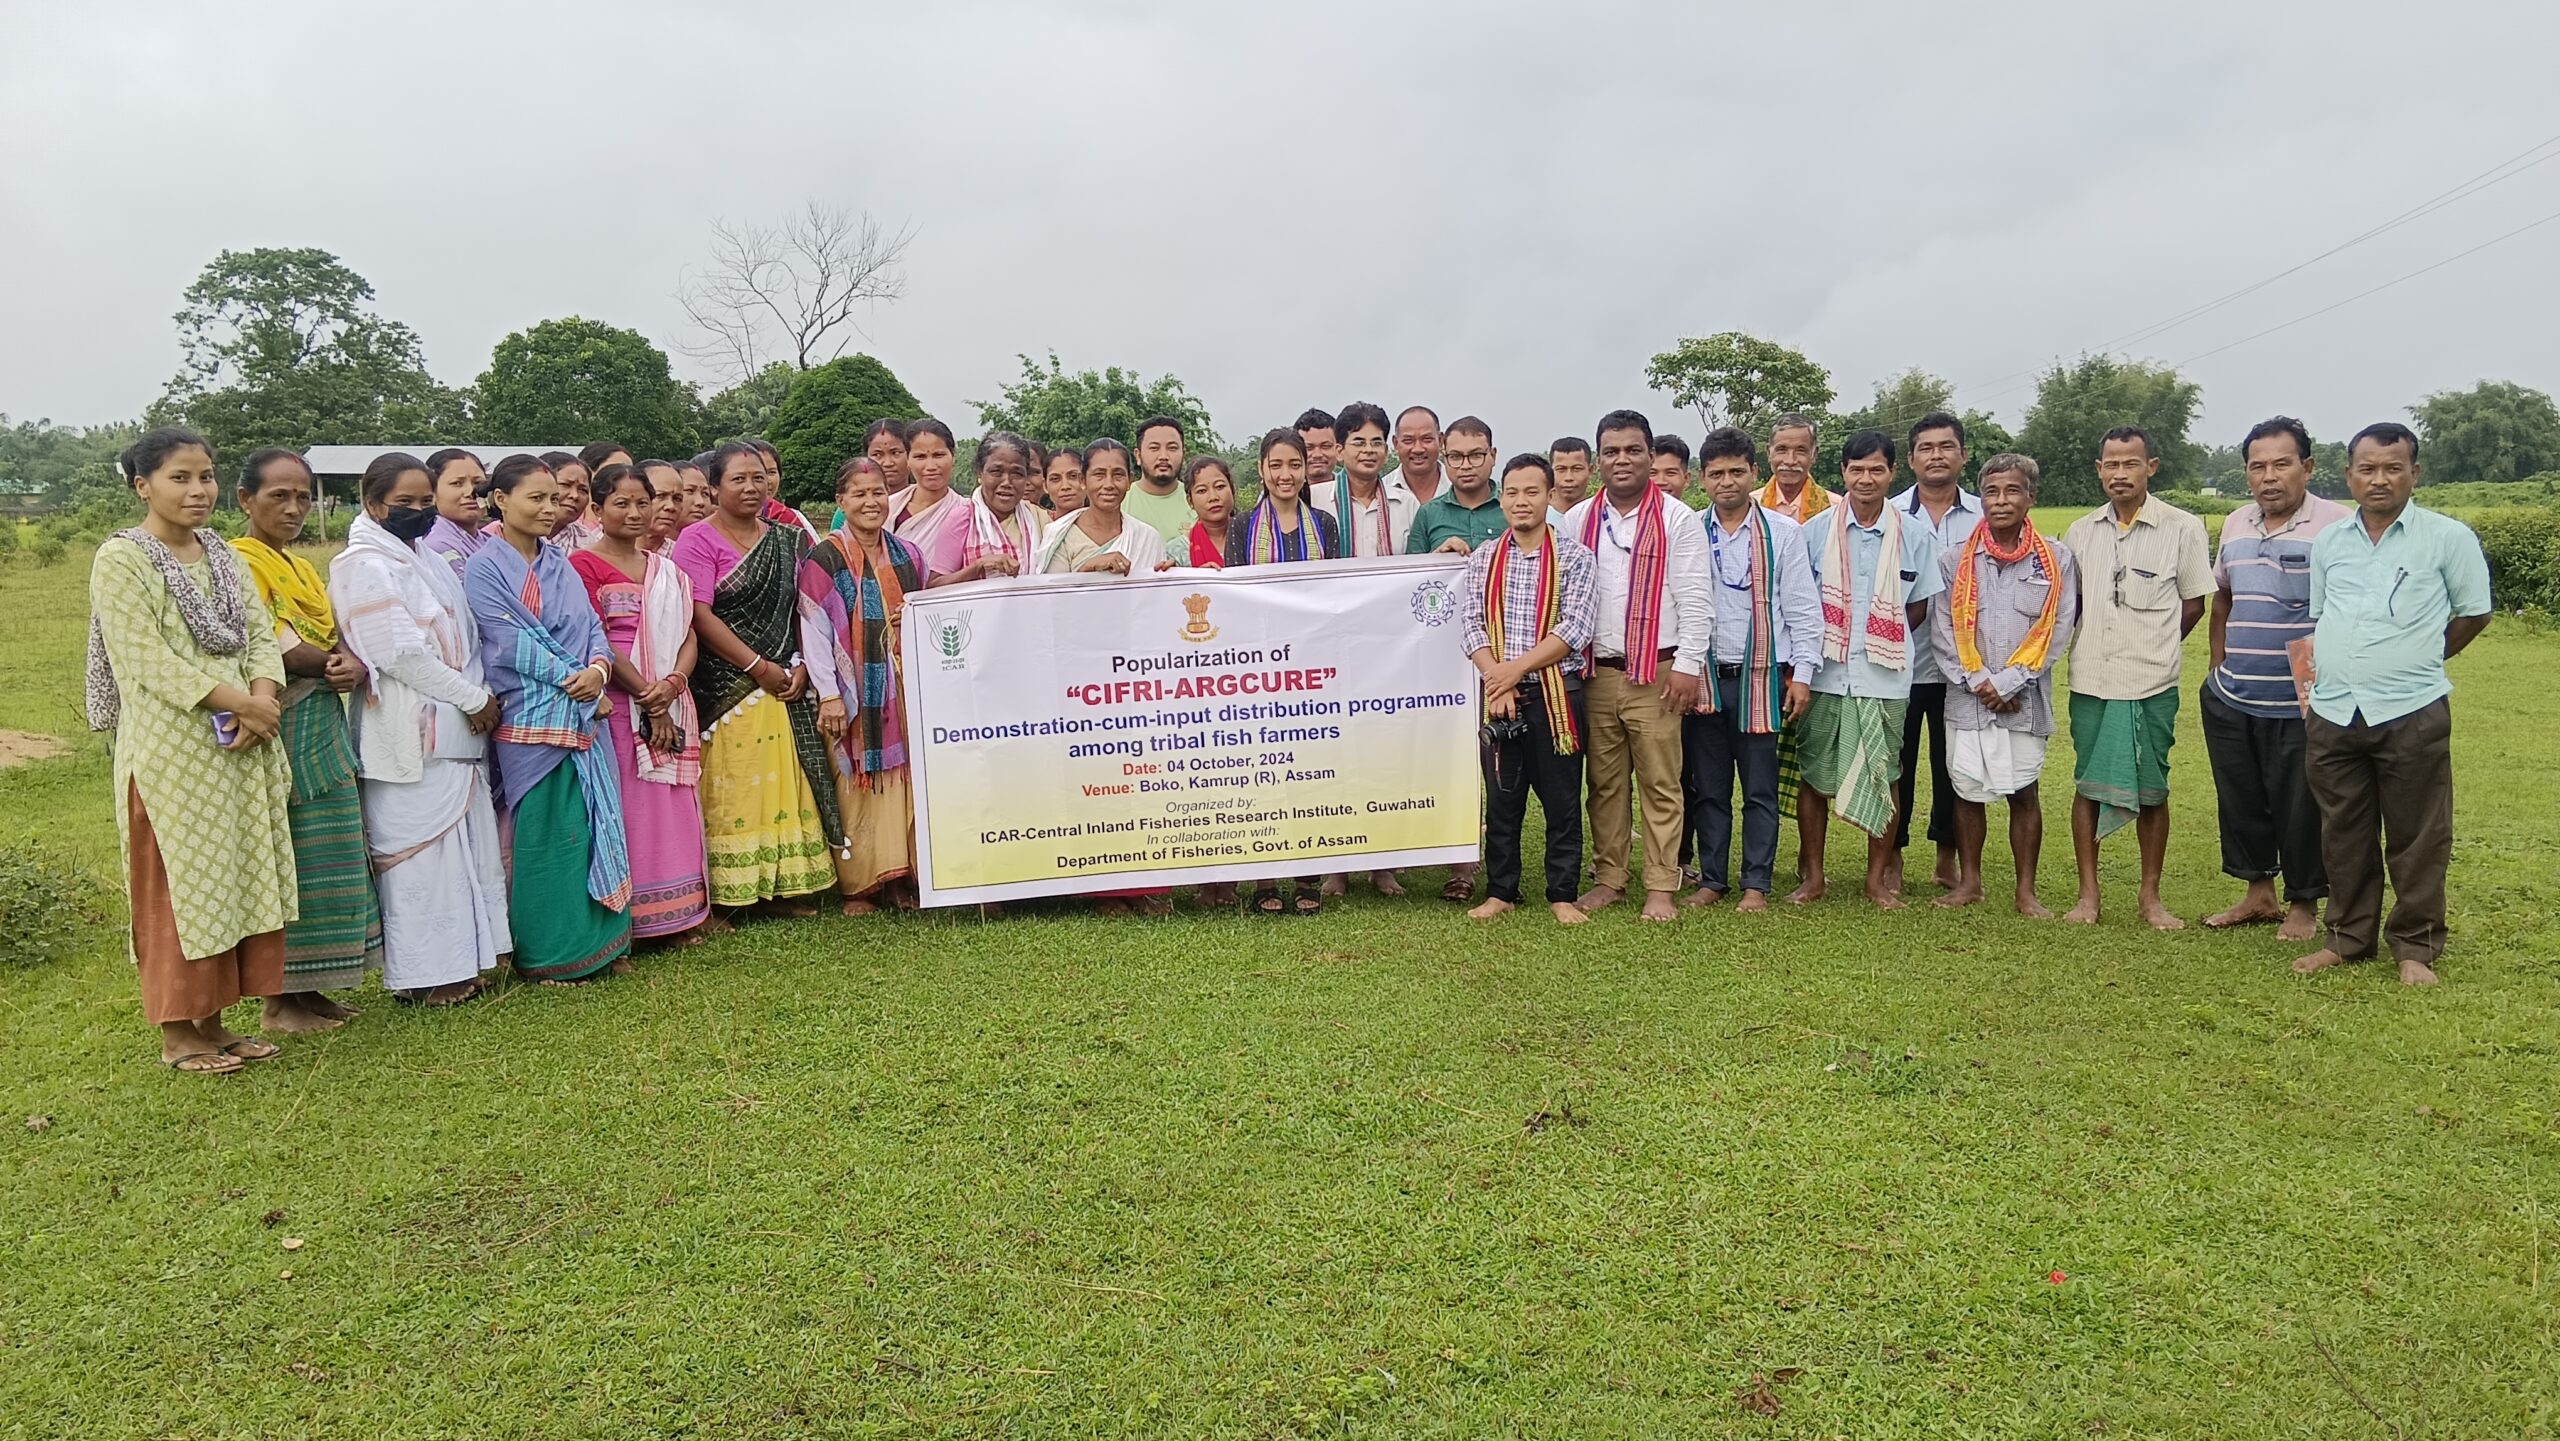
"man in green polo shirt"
1408,416,1506,555
2291,422,2492,987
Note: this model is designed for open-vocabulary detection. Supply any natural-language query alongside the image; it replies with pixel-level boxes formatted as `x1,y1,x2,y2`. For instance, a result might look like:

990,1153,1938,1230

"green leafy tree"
2408,380,2560,484
152,247,468,461
1643,332,1834,440
765,354,924,506
474,317,702,460
2015,355,2203,507
1815,368,2012,486
972,352,1219,453
0,416,138,504
699,362,800,446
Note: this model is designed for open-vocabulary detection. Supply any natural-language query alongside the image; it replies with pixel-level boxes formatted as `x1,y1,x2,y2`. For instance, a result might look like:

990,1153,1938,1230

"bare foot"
2292,948,2351,975
1784,878,1826,905
765,898,819,919
1735,890,1769,913
1550,902,1587,925
1093,899,1133,918
1640,891,1678,922
840,898,879,916
2201,900,2283,929
697,912,736,936
1133,895,1174,918
1933,852,1959,890
1319,874,1347,898
1934,883,1984,909
1466,897,1514,920
1576,885,1624,911
260,995,346,1034
302,993,359,1021
889,885,920,911
1682,886,1726,909
2015,893,2054,919
1865,882,1905,910
1198,883,1237,908
2061,897,2099,924
414,979,482,1007
1883,854,1905,896
2139,900,2187,932
2276,903,2320,942
2397,957,2440,986
608,957,635,976
1371,870,1406,897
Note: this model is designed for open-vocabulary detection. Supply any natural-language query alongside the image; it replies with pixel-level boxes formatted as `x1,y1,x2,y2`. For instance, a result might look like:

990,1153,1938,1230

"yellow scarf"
1758,476,1835,524
230,536,339,650
1949,525,2063,675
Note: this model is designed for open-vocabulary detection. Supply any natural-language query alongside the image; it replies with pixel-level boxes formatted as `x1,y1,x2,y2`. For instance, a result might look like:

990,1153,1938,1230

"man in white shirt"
1309,401,1416,560
1886,411,1984,896
1564,409,1714,922
1394,406,1445,507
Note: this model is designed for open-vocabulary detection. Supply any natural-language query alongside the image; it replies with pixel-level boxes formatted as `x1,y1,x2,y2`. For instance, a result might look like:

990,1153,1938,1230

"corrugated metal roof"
300,444,569,476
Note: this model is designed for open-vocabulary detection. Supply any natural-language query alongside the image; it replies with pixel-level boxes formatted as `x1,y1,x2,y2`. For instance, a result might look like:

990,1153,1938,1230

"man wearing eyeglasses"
1887,412,1984,898
1407,416,1506,557
1309,402,1416,562
2060,426,2214,929
2291,422,2491,987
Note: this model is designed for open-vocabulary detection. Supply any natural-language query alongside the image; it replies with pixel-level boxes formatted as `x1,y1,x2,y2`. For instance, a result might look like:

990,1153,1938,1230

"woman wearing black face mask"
326,452,512,1006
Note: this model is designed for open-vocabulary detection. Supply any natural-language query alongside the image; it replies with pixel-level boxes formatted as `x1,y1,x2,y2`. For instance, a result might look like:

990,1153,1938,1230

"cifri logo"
1179,593,1219,643
929,610,974,669
1410,578,1458,627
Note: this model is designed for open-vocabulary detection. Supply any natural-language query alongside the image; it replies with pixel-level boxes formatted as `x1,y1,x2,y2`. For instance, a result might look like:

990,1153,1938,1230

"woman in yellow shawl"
232,449,382,1031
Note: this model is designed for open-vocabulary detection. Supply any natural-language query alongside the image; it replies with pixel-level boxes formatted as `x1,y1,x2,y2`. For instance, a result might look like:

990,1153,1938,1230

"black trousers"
1684,668,1781,895
1483,683,1586,905
2198,685,2328,902
1894,682,1956,850
2306,700,2454,964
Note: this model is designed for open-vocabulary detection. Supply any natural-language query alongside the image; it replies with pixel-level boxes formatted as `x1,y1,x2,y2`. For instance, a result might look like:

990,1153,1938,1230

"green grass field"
2,545,2555,1439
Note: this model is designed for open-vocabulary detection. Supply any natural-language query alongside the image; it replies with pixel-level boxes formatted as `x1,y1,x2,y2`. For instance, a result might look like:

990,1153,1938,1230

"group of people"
86,398,2492,1074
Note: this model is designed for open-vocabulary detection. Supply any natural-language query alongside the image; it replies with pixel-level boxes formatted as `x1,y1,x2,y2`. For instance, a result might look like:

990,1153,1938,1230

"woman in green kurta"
86,426,300,1075
232,448,381,1030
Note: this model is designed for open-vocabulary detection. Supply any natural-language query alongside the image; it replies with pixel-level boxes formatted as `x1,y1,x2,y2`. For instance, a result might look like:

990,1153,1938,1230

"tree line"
9,243,2559,523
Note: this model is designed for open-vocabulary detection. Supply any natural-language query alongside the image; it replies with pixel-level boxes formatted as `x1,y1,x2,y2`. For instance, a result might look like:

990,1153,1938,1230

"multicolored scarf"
85,527,251,732
462,538,631,912
690,521,848,851
231,536,339,649
1483,527,1579,754
1759,477,1834,524
1332,477,1396,558
812,529,922,781
1820,503,1909,671
1702,506,1785,733
1241,495,1335,566
958,491,1045,574
629,549,701,787
1577,485,1671,684
1951,524,2064,676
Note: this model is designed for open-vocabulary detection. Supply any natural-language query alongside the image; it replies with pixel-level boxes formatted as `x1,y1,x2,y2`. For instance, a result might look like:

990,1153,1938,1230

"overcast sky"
6,0,2557,455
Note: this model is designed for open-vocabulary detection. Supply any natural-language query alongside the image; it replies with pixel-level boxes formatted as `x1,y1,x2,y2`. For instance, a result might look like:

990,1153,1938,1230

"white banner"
901,556,1485,907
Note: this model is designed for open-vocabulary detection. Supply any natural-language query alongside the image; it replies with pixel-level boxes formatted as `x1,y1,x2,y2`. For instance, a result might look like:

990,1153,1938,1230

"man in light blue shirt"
1683,427,1822,912
1887,411,1983,894
1790,430,1946,909
2292,422,2492,987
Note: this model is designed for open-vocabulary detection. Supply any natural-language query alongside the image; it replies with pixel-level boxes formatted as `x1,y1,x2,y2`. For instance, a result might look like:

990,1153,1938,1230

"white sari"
329,515,512,990
1031,508,1169,575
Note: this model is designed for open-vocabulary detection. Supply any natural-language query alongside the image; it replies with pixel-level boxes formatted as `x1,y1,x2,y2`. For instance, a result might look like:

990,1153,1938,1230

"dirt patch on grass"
0,730,66,768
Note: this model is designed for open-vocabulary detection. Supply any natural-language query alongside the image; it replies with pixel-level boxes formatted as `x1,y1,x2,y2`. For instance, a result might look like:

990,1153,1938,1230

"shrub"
766,354,924,508
0,836,99,966
2471,506,2560,612
25,533,65,567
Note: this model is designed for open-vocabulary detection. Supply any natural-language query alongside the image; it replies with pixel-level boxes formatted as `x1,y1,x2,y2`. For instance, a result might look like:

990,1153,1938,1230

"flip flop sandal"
1292,890,1323,917
1252,887,1285,916
162,1051,243,1075
1440,874,1475,902
219,1038,282,1062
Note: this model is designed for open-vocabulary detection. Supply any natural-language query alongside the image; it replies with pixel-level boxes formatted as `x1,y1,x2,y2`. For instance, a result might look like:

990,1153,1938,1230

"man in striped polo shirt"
2200,416,2351,940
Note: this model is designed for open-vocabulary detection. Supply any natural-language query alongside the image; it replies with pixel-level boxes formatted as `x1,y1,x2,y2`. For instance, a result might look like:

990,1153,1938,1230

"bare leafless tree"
676,202,914,384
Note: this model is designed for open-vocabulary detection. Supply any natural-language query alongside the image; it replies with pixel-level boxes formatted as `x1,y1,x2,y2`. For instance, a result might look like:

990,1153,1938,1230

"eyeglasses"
1445,449,1492,466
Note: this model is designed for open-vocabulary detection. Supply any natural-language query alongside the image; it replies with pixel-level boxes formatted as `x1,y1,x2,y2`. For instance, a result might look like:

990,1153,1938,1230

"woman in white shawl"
934,430,1048,587
328,452,511,1005
1032,438,1169,576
